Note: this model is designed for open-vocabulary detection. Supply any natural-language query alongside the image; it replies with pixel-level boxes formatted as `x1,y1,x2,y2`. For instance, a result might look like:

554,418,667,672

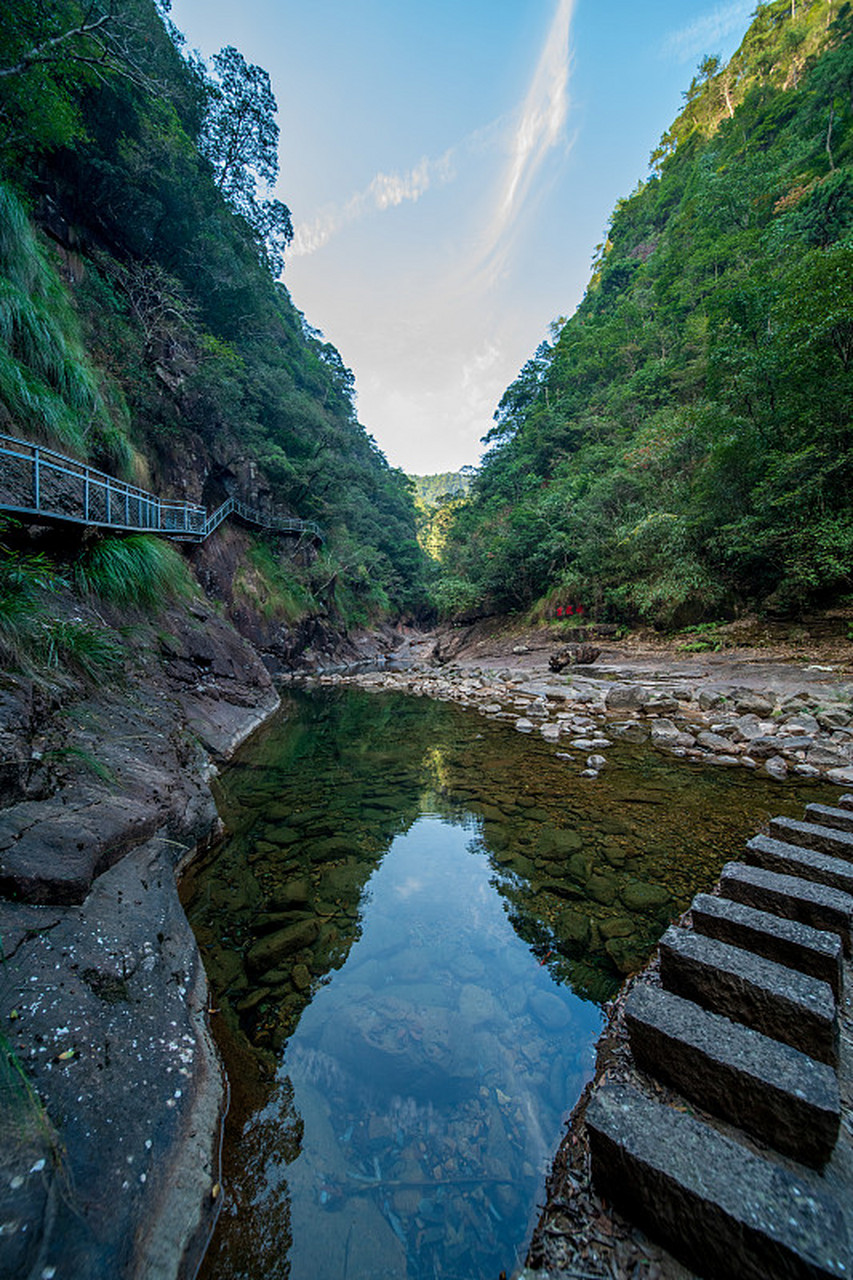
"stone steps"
658,925,839,1065
585,800,852,1278
624,984,840,1166
719,861,853,955
587,1083,848,1280
690,892,843,999
745,833,853,900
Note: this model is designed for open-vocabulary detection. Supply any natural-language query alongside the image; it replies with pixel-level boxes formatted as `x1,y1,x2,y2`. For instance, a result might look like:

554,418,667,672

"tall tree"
199,45,293,275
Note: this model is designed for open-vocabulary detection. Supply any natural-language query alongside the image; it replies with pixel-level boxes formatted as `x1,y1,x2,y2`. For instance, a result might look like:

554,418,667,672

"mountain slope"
441,0,853,626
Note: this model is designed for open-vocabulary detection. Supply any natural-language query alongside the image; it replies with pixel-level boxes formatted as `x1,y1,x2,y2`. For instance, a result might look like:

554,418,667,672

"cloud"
661,1,755,65
290,150,455,257
473,0,576,281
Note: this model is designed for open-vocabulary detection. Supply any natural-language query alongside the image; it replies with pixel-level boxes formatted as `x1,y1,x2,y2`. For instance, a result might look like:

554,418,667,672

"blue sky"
170,0,757,474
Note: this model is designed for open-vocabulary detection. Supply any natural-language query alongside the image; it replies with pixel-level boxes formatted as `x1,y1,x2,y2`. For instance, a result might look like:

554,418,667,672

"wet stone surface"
182,686,837,1280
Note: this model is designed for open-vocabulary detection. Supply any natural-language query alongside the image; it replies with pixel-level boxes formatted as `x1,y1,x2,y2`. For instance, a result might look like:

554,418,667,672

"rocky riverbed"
313,626,853,790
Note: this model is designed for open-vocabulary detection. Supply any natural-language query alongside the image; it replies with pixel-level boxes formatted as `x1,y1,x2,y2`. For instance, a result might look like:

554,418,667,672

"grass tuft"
73,534,194,610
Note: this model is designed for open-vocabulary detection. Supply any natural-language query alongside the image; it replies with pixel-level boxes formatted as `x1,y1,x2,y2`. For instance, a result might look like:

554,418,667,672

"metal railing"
0,432,323,544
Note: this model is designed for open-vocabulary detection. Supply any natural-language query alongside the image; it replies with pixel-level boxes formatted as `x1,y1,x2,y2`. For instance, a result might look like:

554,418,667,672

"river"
181,685,834,1279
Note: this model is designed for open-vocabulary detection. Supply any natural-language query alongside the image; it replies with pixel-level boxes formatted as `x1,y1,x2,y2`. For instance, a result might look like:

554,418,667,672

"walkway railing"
0,432,323,544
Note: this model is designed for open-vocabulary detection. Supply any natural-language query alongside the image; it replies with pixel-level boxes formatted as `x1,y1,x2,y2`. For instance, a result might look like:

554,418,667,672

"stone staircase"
586,798,853,1279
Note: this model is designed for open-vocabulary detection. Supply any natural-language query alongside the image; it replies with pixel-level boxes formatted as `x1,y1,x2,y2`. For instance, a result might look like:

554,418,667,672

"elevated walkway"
0,432,323,544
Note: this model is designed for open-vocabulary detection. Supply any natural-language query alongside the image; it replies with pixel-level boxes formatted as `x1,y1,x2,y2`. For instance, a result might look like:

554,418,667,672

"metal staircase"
0,432,323,544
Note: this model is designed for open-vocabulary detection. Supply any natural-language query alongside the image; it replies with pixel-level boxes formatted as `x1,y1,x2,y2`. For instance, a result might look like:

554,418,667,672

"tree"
199,45,293,275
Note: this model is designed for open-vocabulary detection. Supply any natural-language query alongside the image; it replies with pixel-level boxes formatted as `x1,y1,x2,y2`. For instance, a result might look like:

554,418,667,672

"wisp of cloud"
479,0,576,273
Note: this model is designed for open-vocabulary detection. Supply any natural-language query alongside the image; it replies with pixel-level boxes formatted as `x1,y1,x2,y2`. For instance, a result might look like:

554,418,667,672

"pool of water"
182,686,836,1279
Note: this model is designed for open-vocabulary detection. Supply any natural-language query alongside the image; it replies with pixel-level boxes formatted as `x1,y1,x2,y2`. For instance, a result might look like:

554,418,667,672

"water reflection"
183,686,835,1279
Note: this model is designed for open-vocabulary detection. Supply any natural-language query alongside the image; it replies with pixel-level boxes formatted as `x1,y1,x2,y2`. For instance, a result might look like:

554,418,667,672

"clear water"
182,686,835,1279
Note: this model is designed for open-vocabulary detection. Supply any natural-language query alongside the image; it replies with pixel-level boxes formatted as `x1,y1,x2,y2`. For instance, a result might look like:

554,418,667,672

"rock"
580,768,599,779
650,719,679,745
621,879,669,910
459,983,498,1025
698,688,729,710
690,892,843,999
540,722,561,740
764,755,788,780
817,707,851,730
642,695,680,716
554,908,590,953
782,712,821,734
246,918,319,975
528,989,571,1030
548,644,601,672
807,744,850,769
604,683,649,711
0,843,225,1280
588,872,618,905
587,753,607,770
610,721,650,744
747,736,781,759
696,730,735,752
719,860,853,956
828,766,853,786
745,833,853,899
515,718,534,732
605,936,648,974
291,962,312,991
733,690,775,716
730,714,765,741
767,816,853,860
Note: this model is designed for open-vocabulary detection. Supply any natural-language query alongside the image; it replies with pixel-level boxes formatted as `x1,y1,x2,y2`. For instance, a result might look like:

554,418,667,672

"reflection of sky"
273,817,602,1280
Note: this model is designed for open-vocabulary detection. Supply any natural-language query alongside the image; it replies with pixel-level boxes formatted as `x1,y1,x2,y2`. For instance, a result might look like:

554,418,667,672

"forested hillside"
0,0,427,642
409,470,473,561
440,0,853,628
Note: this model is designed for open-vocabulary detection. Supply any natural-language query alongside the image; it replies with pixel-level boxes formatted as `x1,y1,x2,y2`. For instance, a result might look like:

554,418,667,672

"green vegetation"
0,1,428,627
410,470,473,563
73,533,193,609
441,1,853,627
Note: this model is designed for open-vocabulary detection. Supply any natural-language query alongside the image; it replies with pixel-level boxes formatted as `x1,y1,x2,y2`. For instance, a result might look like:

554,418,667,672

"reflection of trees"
201,1077,301,1280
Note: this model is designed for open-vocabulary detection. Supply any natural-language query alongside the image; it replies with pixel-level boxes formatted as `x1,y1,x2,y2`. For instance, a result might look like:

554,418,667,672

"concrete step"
658,926,838,1066
690,892,843,999
805,803,853,835
768,816,853,861
586,1082,849,1280
718,861,853,956
625,984,840,1167
745,834,853,898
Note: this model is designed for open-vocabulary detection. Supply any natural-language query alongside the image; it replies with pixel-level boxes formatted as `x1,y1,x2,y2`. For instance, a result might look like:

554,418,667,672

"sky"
169,0,757,475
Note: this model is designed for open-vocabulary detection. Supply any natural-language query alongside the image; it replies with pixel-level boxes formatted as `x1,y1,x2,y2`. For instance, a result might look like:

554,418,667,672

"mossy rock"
554,908,590,954
599,915,636,940
587,873,618,906
621,879,670,910
605,936,649,975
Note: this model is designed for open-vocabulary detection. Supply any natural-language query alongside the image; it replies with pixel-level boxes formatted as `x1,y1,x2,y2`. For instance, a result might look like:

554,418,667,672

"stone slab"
719,861,853,956
690,892,844,999
625,984,840,1167
587,1082,849,1280
0,843,226,1280
658,925,838,1065
746,834,853,899
805,803,853,835
768,816,853,861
